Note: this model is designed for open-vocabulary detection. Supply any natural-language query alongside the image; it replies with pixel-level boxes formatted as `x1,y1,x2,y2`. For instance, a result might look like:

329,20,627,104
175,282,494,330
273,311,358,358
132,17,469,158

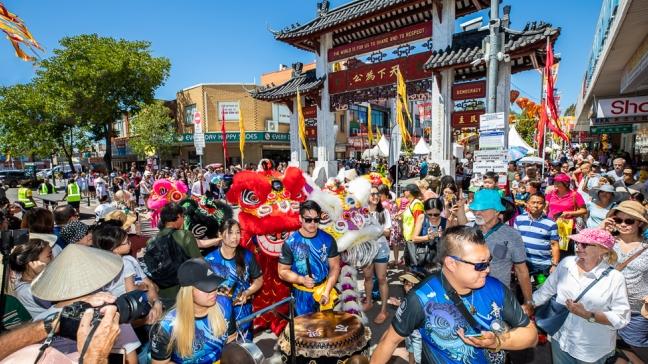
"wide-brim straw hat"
607,200,648,224
31,244,123,302
588,184,628,204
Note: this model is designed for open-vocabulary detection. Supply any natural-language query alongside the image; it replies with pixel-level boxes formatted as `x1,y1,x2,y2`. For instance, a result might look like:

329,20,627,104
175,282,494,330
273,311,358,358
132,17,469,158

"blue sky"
1,0,601,111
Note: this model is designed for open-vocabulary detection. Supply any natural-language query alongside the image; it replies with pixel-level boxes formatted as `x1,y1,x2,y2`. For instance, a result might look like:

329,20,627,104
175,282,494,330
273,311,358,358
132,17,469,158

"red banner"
303,106,317,119
451,110,485,129
329,51,432,95
452,81,486,100
328,22,432,62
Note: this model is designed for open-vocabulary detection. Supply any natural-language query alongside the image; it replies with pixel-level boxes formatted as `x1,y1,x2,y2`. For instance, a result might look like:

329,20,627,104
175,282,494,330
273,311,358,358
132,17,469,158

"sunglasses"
302,217,321,224
449,255,492,271
370,192,380,196
613,217,636,225
426,212,441,217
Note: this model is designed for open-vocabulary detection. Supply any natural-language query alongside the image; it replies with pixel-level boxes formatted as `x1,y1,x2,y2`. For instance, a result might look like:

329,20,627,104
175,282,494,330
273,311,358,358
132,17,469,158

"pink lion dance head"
147,179,188,227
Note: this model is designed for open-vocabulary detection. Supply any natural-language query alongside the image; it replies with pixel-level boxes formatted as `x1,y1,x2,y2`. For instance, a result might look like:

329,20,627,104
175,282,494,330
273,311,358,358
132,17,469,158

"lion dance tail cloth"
226,161,309,334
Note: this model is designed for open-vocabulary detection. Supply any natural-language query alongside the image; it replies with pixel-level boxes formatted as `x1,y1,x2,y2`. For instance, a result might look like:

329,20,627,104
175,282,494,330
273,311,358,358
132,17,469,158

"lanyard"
483,223,503,239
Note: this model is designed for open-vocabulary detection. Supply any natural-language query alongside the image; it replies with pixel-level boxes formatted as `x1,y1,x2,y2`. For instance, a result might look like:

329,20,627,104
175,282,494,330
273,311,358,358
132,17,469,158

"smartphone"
464,332,485,339
554,212,563,219
108,348,126,364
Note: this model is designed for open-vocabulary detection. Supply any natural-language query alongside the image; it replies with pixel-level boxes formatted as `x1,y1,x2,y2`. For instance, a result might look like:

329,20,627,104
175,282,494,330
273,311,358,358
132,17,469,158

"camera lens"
114,291,151,324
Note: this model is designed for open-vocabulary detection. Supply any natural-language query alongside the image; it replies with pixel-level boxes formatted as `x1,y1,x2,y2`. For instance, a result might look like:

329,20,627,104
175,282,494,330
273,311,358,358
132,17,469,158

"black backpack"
143,231,190,289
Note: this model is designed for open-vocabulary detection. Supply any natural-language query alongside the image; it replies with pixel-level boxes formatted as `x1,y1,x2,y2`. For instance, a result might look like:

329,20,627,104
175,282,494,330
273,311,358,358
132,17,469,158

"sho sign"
597,96,648,118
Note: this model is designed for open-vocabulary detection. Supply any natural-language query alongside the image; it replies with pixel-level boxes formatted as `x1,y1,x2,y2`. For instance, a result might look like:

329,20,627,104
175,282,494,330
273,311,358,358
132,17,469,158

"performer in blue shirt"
205,219,263,340
150,259,231,364
278,200,341,315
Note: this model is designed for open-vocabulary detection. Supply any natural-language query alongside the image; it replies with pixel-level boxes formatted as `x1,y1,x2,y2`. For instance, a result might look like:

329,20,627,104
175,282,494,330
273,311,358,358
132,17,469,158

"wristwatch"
587,312,596,323
43,311,60,334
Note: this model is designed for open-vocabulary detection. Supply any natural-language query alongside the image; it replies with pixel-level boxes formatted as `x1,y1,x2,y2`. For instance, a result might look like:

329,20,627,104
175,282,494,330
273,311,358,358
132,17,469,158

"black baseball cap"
177,258,224,292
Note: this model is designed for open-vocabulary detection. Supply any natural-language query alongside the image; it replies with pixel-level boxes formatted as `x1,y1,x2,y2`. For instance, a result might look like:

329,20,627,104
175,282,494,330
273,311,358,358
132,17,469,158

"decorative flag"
536,101,548,152
239,107,245,162
544,39,569,142
296,88,310,158
221,105,228,164
0,3,42,61
367,103,374,147
394,67,412,144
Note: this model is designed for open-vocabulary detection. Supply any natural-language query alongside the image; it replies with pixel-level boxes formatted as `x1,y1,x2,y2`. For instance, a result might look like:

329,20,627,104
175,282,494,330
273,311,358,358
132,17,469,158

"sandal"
374,311,388,324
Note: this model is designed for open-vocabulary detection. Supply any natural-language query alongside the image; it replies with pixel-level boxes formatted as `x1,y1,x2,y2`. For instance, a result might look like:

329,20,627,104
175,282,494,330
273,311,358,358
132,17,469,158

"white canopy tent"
413,138,430,155
377,135,389,158
509,125,535,154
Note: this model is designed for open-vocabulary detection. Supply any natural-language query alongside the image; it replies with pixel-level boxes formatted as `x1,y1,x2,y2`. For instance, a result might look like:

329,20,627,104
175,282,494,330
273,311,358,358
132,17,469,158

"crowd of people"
0,148,646,364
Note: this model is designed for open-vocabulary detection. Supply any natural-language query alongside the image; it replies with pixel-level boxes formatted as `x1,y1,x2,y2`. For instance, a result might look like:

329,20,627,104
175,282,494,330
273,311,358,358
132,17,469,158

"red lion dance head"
226,161,309,334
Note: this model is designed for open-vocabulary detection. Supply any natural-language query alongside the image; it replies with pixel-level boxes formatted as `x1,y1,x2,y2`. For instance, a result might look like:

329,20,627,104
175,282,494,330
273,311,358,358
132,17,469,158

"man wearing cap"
469,189,533,309
371,226,537,364
278,200,340,315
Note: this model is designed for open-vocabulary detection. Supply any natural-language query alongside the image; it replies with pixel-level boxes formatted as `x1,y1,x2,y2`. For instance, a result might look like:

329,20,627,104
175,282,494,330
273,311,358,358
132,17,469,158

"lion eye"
241,190,260,205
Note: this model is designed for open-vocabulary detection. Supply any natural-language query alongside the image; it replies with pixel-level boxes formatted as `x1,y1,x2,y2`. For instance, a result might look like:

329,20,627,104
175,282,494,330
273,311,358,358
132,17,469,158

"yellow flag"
395,67,412,144
296,88,309,158
239,106,245,161
367,103,374,147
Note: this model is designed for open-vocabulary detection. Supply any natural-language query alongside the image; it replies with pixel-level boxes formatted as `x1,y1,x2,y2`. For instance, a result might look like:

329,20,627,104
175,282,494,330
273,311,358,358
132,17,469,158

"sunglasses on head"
449,255,492,271
613,217,636,225
302,217,321,224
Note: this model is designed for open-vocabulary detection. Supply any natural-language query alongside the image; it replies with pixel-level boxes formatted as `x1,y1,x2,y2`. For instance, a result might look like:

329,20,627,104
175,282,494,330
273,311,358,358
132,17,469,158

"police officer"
37,178,56,210
17,183,36,210
61,178,81,211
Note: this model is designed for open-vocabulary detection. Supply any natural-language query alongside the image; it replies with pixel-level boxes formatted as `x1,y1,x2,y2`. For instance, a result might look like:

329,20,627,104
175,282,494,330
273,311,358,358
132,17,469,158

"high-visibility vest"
67,183,81,202
39,183,49,195
18,187,35,208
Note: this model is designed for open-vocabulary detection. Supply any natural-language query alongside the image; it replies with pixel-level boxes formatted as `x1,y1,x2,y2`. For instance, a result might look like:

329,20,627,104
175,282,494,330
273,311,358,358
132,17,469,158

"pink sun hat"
569,228,616,250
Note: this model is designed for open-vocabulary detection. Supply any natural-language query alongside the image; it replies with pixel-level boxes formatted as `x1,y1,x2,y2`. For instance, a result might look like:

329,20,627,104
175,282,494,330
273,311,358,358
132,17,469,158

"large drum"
278,311,371,363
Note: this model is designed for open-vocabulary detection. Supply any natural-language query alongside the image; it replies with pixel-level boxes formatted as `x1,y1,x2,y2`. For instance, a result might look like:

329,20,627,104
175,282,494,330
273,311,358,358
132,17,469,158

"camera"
59,290,151,340
0,229,29,256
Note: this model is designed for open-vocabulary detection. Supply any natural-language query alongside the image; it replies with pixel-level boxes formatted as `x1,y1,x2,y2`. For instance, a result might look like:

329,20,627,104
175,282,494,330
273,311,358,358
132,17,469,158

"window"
184,104,197,125
113,119,124,137
339,113,346,132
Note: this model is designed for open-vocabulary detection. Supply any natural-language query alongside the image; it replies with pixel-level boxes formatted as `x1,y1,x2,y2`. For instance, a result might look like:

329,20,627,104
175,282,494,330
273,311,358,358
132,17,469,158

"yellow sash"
293,281,339,311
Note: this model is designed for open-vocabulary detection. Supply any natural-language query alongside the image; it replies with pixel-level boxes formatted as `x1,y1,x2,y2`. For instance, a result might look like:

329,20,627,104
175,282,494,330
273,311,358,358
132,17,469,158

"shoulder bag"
535,266,613,335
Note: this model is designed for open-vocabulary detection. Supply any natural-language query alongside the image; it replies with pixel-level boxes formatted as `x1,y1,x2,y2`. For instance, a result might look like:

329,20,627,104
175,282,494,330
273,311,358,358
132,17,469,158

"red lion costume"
226,161,309,334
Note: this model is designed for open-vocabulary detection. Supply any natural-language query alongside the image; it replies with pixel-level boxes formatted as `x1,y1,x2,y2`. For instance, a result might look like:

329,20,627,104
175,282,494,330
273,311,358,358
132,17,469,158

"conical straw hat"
32,244,123,302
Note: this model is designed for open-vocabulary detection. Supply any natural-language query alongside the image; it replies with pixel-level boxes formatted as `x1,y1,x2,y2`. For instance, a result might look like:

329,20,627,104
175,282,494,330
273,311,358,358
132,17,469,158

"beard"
474,216,486,225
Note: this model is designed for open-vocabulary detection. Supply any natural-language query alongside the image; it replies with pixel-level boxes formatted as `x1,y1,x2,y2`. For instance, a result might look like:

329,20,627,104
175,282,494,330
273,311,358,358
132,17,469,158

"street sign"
193,112,203,133
195,147,203,156
473,149,508,174
474,150,508,160
590,124,633,134
479,112,505,131
478,130,504,150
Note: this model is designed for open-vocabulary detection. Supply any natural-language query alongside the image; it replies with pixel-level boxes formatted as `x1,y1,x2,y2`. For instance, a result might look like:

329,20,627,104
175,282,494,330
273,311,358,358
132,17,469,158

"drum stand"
235,296,296,364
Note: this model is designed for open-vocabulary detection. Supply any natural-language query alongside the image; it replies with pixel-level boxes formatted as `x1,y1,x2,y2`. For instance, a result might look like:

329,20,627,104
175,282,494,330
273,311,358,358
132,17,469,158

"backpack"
143,231,190,289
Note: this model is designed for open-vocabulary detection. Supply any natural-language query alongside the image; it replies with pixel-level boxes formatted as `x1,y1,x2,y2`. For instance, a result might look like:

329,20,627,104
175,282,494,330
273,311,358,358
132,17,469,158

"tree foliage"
564,103,576,117
511,110,537,148
129,101,178,158
36,34,171,170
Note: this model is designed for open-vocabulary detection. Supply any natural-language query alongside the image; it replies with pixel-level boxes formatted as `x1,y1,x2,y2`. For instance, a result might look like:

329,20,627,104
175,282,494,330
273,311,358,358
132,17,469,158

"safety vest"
39,183,49,195
17,187,35,208
67,183,81,202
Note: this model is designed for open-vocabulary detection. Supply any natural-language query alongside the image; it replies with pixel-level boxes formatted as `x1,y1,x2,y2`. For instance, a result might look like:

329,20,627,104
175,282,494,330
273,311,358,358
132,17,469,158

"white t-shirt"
191,180,209,196
122,255,145,285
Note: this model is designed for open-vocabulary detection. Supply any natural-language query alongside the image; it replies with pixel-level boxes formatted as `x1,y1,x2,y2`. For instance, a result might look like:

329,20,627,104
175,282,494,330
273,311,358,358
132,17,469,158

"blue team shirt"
513,213,559,268
279,230,338,284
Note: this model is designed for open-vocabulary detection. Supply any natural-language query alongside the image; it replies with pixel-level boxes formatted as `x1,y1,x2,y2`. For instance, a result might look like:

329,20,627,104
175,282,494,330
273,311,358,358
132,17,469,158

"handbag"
404,217,438,267
535,266,613,335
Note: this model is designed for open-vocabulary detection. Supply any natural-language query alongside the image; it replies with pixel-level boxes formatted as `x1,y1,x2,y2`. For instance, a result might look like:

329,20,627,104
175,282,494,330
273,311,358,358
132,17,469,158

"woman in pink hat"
530,228,630,363
602,201,648,363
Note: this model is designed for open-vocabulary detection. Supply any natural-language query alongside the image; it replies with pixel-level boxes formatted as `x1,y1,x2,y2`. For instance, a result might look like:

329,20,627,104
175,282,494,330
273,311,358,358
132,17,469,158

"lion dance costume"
226,160,309,334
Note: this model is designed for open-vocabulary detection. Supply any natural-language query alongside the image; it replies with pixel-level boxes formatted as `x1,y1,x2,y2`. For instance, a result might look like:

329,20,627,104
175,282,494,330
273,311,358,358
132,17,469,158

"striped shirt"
514,213,559,268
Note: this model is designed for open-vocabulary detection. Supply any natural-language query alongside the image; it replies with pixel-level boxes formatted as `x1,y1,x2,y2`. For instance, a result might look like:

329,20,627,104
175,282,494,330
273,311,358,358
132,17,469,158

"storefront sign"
597,96,648,118
181,132,290,143
303,105,317,119
305,119,317,141
273,103,291,124
328,51,432,95
452,81,486,101
590,124,633,134
451,110,484,129
218,102,240,121
593,114,648,126
328,22,432,62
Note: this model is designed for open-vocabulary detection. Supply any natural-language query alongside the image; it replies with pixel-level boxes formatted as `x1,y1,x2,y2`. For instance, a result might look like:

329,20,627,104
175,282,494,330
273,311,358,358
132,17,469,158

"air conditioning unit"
266,120,279,132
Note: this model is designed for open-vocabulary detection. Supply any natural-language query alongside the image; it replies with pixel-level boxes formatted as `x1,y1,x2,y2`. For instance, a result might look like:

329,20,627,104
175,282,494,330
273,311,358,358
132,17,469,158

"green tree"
0,82,92,171
511,111,538,148
129,101,178,158
564,103,576,116
37,34,171,171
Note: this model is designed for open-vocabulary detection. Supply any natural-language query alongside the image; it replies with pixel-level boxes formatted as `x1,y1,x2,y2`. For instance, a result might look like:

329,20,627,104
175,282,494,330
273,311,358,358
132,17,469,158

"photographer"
30,244,142,364
0,295,120,363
